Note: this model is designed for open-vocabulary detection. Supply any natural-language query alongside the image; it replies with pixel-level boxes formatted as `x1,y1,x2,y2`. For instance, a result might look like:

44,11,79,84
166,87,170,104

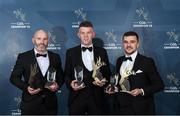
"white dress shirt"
81,44,94,71
120,50,144,95
120,51,137,75
34,49,49,76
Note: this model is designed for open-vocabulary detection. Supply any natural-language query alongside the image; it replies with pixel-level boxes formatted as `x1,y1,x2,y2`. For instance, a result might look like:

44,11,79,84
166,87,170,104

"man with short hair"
113,31,164,114
10,29,64,115
65,21,111,115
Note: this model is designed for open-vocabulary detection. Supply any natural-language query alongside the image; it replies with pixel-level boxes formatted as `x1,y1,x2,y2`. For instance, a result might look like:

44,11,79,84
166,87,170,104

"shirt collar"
125,50,138,62
34,48,48,55
81,44,93,48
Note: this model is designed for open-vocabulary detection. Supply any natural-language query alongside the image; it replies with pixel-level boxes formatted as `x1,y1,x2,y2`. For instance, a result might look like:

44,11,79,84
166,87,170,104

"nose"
127,43,131,46
40,39,45,43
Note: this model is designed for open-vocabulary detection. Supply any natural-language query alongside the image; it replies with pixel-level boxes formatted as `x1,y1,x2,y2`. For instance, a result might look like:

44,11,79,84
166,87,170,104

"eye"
130,40,136,43
123,40,128,44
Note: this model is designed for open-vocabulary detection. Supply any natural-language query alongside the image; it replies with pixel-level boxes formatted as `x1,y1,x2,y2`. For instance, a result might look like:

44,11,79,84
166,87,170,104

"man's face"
122,35,139,55
78,27,95,46
32,30,48,53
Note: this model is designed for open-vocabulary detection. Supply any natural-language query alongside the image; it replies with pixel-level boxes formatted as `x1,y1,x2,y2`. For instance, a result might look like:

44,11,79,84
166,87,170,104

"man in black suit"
113,31,164,114
10,29,64,115
65,21,111,115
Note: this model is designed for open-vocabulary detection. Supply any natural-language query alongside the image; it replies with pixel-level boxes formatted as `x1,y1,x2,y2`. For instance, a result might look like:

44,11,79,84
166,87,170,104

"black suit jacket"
115,53,164,114
65,45,111,109
10,49,64,112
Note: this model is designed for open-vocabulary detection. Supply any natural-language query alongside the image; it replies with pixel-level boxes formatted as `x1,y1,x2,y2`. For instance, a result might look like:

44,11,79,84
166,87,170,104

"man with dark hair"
65,21,111,115
10,29,64,115
112,31,164,114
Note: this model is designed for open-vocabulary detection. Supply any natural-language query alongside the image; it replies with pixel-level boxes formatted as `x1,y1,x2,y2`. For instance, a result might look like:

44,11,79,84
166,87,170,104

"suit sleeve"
64,49,73,89
102,49,111,83
55,54,64,88
116,58,120,73
116,57,122,89
143,58,164,96
10,54,28,91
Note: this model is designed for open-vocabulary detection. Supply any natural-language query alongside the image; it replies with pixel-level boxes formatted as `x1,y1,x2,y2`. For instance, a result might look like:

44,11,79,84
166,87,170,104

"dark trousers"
69,95,102,115
21,96,57,115
112,92,135,115
21,105,57,115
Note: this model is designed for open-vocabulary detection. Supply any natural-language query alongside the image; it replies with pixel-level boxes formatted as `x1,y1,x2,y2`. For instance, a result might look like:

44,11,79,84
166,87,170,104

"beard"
35,43,47,52
125,47,136,55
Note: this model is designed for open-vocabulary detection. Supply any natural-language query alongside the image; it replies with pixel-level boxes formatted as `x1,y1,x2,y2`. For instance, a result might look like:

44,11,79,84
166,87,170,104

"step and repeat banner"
0,0,179,115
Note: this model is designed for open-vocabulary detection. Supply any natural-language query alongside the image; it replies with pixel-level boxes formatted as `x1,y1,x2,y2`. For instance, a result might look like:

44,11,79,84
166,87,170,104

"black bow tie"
122,56,132,61
82,47,93,52
36,53,47,57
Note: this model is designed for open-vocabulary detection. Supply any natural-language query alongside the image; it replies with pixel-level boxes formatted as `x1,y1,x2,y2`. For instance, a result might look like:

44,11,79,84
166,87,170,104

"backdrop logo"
104,29,121,50
164,28,180,49
164,73,180,93
13,8,26,22
133,7,152,28
11,96,21,115
11,8,30,29
47,30,61,51
72,8,87,28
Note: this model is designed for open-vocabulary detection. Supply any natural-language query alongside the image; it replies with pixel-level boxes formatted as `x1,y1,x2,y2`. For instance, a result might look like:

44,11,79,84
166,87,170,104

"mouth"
126,47,132,50
38,44,45,47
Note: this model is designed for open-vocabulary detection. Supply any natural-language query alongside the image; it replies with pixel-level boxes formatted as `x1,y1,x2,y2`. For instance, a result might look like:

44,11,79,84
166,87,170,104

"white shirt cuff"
141,88,145,96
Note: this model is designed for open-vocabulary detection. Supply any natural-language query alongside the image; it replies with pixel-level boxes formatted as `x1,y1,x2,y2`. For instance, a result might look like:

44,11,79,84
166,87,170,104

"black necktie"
122,56,132,61
82,47,93,52
36,53,47,57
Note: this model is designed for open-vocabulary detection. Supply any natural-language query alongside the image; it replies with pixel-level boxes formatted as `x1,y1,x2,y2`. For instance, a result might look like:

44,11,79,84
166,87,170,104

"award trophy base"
119,90,131,94
74,81,84,87
105,85,118,93
45,82,54,88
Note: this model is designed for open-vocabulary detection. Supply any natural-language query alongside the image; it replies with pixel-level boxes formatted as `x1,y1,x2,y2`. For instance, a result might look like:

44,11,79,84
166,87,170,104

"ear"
92,31,96,38
77,32,80,39
137,42,140,48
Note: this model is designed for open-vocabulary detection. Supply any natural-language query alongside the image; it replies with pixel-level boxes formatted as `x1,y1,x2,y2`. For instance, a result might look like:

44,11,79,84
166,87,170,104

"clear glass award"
106,73,119,93
74,66,84,86
45,67,56,87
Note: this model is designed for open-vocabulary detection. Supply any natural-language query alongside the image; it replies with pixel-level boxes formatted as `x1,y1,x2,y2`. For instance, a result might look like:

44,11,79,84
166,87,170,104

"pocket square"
136,70,143,73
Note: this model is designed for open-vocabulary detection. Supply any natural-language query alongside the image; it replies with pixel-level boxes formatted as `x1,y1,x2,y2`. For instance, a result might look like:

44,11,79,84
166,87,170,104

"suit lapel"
30,49,45,78
76,45,85,68
93,46,97,61
93,46,100,63
47,51,52,71
132,53,141,72
116,56,124,74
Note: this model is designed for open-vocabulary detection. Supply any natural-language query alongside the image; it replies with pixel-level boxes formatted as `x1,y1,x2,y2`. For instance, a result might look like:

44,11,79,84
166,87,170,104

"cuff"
140,88,145,96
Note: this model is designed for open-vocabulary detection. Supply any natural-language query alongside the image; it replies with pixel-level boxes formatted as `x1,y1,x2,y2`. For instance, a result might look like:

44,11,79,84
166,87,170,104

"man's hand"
70,80,85,91
105,84,118,94
45,82,59,92
93,78,107,87
27,86,41,95
130,88,143,97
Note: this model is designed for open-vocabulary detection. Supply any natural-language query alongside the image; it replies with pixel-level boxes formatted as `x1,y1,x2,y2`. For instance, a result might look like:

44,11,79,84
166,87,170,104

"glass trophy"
119,76,131,93
106,73,119,93
95,69,104,81
74,66,84,86
45,67,56,87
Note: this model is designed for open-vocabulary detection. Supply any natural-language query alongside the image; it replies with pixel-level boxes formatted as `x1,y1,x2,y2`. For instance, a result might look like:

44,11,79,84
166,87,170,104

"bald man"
10,29,64,115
